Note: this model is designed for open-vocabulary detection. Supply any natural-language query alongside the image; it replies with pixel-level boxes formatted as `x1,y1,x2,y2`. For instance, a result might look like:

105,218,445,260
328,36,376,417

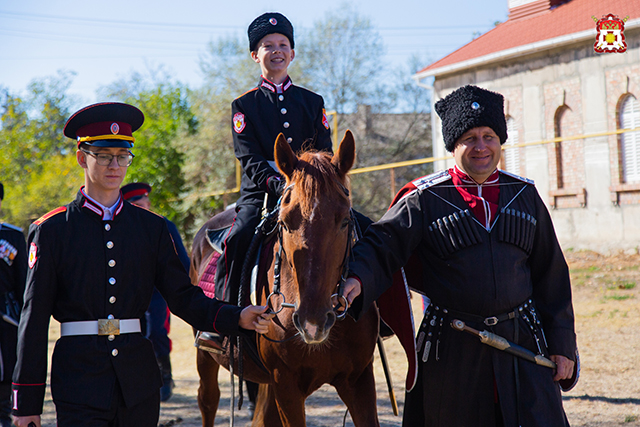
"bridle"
266,182,355,330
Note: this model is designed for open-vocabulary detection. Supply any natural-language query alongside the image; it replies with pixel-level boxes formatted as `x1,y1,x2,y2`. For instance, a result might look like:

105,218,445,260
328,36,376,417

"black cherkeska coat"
349,170,576,427
12,189,243,417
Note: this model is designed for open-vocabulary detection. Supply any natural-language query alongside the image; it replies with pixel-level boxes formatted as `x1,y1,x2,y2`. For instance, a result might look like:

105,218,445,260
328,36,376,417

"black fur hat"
435,85,507,152
248,12,294,52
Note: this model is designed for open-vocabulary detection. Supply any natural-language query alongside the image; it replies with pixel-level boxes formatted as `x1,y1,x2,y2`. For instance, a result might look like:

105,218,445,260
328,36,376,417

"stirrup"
194,330,226,355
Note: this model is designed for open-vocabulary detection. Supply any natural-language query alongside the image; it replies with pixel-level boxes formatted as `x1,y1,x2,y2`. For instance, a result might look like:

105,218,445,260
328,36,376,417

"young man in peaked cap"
341,85,577,426
12,102,273,427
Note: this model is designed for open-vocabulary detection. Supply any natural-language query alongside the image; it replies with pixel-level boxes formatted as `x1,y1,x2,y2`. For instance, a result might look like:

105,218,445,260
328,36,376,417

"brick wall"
605,63,640,205
543,78,586,208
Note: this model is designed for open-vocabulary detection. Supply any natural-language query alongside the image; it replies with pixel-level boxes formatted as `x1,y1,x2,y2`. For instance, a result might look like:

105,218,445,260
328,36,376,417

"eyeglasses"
80,149,135,167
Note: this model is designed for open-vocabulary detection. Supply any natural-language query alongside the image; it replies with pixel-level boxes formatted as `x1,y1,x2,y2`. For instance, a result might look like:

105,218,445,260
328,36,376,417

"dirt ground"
37,250,639,426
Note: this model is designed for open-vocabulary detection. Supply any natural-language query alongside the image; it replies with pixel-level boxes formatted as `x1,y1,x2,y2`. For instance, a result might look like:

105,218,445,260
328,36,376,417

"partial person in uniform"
12,102,273,427
121,182,188,402
342,85,578,426
214,11,333,306
0,183,27,427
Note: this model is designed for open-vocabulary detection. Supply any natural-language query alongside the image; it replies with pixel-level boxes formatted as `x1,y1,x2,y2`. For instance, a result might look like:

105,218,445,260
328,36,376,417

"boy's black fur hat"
435,85,507,152
248,12,294,52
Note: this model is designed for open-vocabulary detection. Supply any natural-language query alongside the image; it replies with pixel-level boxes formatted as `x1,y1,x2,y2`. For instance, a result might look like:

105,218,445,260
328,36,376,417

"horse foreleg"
334,362,380,427
251,383,283,427
196,349,221,427
270,382,307,427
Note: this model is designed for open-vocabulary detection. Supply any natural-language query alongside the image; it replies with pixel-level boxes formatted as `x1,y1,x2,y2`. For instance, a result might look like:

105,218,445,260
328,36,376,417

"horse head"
273,131,356,344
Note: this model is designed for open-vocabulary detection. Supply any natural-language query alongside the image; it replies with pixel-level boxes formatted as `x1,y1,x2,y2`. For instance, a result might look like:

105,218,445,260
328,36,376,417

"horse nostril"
325,311,336,330
292,312,301,330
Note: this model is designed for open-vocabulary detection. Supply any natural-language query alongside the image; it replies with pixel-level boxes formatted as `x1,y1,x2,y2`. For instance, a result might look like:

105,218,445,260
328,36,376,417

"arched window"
620,95,640,183
504,116,520,173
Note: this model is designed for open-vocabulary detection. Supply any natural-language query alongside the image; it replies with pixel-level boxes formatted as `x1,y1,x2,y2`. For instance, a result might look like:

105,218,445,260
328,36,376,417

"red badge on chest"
233,112,246,133
28,242,38,269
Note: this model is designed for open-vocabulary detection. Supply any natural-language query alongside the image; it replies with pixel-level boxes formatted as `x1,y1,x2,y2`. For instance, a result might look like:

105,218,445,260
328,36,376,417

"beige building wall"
429,28,640,252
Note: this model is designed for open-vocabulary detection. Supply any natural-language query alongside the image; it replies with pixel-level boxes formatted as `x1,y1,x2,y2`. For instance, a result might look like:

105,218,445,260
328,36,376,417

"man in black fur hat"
341,85,578,426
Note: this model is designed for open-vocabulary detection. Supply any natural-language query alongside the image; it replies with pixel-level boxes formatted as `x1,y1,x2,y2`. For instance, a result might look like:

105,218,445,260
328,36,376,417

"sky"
0,0,509,107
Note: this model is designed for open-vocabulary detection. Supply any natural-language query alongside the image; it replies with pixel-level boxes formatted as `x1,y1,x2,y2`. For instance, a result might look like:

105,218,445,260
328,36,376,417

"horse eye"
280,221,290,233
340,218,350,229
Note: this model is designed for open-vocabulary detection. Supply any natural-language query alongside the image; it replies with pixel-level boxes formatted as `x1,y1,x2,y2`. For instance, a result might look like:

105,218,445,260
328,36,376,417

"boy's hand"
239,305,274,334
342,277,362,306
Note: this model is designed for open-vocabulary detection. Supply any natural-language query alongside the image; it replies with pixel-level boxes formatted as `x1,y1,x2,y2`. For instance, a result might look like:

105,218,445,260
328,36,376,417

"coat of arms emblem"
593,14,628,53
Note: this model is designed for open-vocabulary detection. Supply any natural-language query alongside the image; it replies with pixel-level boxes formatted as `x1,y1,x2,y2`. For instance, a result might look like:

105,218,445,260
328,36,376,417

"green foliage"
0,71,79,229
100,71,196,227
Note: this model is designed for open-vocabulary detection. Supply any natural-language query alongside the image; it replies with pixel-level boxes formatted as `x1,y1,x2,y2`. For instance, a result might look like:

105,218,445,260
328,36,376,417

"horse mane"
288,149,350,217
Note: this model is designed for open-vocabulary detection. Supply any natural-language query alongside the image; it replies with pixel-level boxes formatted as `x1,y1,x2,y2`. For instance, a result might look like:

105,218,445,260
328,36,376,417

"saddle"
195,206,278,364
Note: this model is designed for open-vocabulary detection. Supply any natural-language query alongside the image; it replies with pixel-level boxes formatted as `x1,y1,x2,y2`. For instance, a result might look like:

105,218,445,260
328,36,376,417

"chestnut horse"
189,131,380,426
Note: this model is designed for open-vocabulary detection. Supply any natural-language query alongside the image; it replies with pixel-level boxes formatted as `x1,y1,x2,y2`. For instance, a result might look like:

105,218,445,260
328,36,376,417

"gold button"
106,241,114,249
283,122,290,128
108,335,115,341
105,224,111,231
112,349,118,356
108,260,116,267
109,277,116,285
280,108,287,115
109,296,116,304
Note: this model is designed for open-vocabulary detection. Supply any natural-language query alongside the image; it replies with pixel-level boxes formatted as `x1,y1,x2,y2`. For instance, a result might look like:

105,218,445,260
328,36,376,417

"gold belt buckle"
98,319,120,336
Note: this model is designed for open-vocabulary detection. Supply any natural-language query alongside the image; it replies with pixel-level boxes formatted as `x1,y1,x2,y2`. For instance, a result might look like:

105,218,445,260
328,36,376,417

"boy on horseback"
215,12,333,305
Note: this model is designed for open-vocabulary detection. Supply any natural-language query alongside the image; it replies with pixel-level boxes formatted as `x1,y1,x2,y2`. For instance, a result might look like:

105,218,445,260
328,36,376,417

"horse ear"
274,133,298,179
332,130,356,177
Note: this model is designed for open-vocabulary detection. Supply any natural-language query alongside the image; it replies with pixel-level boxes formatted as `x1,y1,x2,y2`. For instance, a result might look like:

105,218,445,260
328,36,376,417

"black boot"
157,354,174,402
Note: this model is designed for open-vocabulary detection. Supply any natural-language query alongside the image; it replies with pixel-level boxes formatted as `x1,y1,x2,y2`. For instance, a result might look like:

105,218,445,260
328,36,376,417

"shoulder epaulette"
0,222,23,233
412,170,452,190
235,87,259,100
33,206,67,226
499,169,535,185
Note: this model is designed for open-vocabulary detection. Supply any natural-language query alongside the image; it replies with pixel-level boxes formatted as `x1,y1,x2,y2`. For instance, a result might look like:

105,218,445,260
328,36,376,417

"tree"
99,71,197,227
0,71,81,229
294,4,387,115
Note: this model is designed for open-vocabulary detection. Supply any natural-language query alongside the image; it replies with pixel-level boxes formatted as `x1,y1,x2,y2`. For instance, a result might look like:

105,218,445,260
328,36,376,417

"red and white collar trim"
80,187,123,220
260,76,293,93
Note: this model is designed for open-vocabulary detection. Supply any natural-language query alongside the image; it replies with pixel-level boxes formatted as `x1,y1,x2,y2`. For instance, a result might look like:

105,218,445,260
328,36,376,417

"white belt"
60,319,141,337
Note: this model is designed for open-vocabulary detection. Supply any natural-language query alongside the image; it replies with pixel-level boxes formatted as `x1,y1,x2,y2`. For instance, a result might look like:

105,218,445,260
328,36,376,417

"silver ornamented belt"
60,319,141,337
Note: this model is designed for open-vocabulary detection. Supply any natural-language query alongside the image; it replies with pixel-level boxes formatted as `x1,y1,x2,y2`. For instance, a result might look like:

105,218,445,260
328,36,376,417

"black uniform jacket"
0,222,27,382
12,189,243,416
349,170,576,426
232,76,332,206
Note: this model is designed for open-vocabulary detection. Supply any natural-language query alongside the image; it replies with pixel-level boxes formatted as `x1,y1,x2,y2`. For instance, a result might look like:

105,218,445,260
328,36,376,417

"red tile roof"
419,0,640,75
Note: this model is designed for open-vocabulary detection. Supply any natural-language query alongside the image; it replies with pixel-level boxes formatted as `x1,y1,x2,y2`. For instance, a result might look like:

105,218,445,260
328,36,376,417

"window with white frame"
620,95,640,183
504,116,520,174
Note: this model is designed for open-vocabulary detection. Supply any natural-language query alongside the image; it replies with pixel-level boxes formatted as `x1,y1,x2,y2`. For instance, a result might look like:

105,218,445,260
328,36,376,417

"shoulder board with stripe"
235,87,259,100
34,206,67,226
499,169,535,185
411,170,452,190
0,222,23,232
